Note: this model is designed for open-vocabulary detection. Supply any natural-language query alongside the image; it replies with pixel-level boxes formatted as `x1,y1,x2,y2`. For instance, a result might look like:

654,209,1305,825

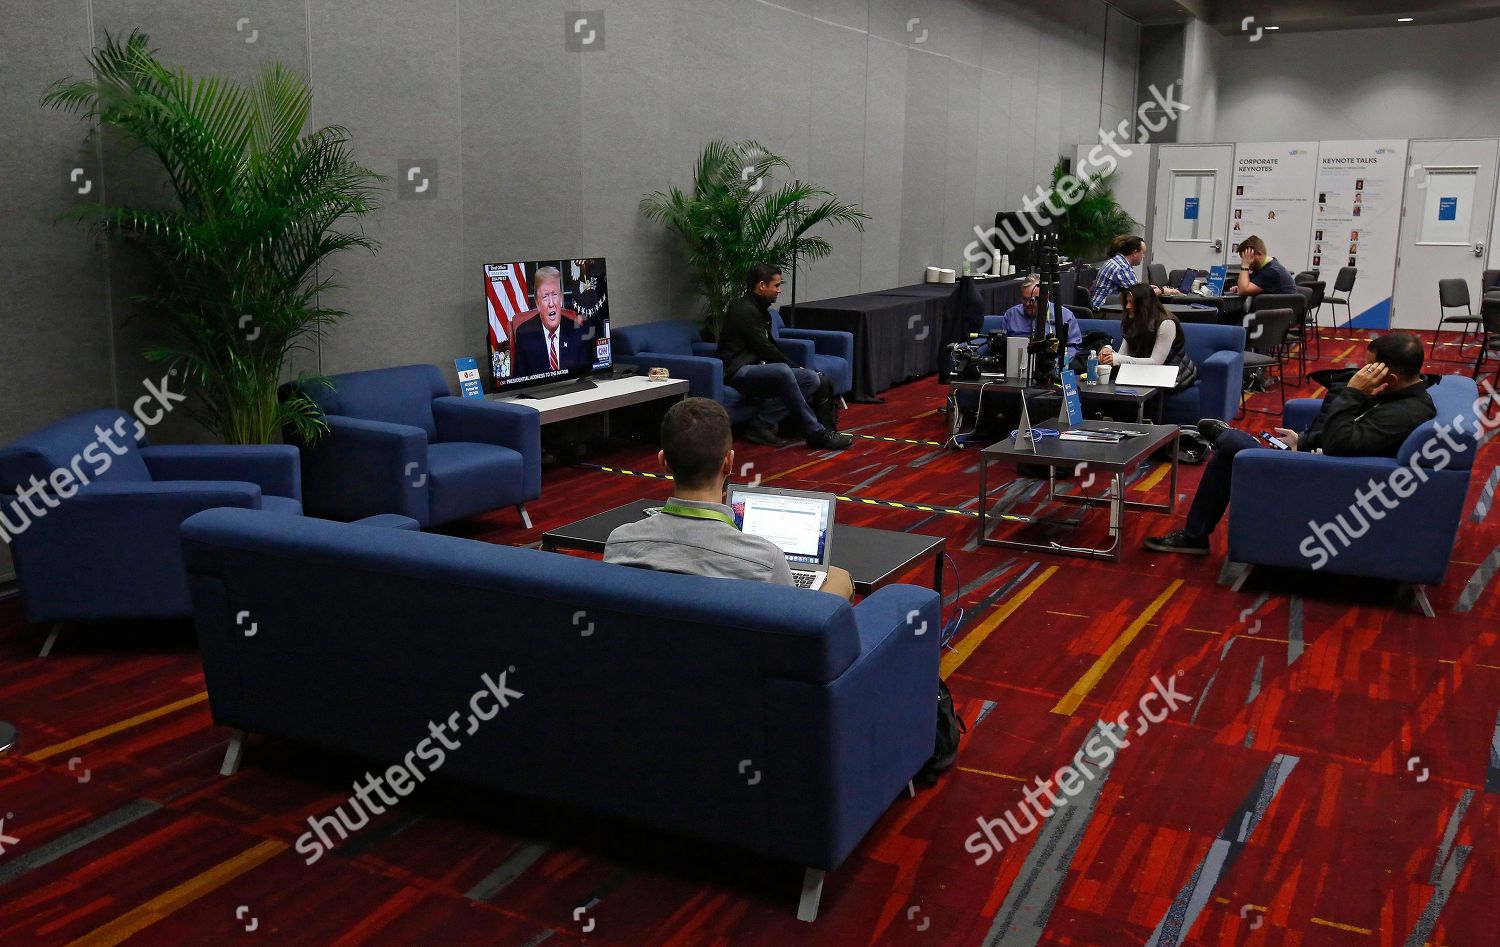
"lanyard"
659,500,739,529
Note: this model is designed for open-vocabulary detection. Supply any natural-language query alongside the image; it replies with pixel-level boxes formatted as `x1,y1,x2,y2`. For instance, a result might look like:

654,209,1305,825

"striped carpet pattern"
1,329,1498,945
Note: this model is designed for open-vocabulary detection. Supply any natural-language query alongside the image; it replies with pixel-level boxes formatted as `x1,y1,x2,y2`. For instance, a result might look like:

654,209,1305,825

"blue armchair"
0,408,301,650
292,364,540,529
1077,318,1245,424
613,319,817,426
1227,375,1478,615
771,307,854,400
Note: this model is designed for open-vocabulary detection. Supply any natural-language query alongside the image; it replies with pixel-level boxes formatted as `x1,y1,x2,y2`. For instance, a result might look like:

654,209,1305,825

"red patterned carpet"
2,330,1498,945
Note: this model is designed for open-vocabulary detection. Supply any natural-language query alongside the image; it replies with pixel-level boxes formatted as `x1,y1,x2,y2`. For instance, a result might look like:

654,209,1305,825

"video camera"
946,330,1009,380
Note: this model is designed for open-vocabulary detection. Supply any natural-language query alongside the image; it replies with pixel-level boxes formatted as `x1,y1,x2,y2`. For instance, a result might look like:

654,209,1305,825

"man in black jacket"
1144,332,1436,554
717,265,852,450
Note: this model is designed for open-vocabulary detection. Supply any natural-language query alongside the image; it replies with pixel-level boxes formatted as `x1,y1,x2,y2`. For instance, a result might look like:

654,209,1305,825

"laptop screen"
729,489,831,566
1177,268,1198,293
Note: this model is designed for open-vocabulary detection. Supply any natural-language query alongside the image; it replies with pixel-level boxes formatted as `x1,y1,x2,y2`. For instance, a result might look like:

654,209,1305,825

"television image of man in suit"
513,265,587,378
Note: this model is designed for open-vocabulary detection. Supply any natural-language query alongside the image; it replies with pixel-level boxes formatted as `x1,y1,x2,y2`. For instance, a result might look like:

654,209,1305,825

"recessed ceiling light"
1265,25,1280,30
1397,17,1413,22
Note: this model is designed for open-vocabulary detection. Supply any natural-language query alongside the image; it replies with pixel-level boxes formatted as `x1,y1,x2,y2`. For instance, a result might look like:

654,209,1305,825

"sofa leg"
906,780,917,799
838,397,847,410
220,730,245,776
796,867,825,923
1411,586,1437,618
517,504,533,530
38,623,63,658
1230,565,1253,593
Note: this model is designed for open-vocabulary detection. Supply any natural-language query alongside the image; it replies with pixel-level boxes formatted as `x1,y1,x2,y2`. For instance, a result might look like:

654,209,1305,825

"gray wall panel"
6,0,1140,446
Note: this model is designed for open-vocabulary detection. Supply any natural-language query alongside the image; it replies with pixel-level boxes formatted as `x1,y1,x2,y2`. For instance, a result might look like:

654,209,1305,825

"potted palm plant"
43,30,382,444
641,139,868,337
1042,159,1138,262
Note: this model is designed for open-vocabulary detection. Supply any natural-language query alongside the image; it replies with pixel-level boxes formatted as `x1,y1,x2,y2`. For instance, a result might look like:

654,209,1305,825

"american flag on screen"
485,263,530,379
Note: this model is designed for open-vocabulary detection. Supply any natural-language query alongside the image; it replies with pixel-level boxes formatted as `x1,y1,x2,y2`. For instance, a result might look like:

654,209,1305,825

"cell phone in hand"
1260,432,1289,450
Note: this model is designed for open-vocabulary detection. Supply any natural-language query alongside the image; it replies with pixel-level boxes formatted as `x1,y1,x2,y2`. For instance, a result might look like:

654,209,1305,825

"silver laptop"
728,484,836,590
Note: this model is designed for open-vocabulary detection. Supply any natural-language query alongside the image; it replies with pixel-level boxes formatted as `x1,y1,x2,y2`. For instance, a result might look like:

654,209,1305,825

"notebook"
728,485,836,591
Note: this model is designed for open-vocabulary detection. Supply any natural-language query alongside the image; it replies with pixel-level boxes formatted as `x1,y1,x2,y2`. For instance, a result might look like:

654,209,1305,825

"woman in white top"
1098,284,1196,419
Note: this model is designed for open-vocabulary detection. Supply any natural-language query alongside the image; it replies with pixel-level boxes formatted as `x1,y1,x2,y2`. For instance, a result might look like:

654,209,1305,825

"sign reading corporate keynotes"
1309,140,1409,328
1227,142,1318,269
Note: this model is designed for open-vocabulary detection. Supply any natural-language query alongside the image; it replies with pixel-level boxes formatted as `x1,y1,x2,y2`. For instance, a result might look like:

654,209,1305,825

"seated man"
1145,332,1436,555
995,276,1083,363
605,398,853,599
718,265,852,451
1228,235,1298,298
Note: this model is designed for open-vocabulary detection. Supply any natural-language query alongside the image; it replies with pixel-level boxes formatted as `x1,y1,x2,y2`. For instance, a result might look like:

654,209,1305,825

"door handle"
1476,243,1486,258
1213,239,1223,253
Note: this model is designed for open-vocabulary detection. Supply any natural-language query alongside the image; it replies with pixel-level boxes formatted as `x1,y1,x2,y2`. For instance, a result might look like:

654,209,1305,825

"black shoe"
1196,419,1231,446
743,424,791,448
806,429,853,451
1143,528,1211,555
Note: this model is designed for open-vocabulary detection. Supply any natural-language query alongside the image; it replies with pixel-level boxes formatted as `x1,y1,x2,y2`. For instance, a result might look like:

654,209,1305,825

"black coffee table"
542,498,946,596
977,420,1179,560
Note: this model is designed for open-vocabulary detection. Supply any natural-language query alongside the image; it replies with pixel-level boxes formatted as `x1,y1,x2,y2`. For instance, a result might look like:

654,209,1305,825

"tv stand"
517,376,599,400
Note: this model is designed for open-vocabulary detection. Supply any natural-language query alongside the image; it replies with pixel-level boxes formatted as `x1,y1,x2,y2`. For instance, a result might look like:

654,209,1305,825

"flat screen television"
484,257,611,396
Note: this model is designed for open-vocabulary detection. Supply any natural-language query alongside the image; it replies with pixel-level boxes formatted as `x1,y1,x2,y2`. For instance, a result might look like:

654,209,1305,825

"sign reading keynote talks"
1310,140,1408,328
1227,142,1318,269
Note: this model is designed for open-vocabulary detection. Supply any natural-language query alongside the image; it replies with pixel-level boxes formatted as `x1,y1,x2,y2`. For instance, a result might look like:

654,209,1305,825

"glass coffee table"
542,498,946,597
977,420,1179,561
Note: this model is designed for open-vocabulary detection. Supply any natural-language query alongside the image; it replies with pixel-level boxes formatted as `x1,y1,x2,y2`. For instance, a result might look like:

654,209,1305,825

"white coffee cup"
1097,364,1113,385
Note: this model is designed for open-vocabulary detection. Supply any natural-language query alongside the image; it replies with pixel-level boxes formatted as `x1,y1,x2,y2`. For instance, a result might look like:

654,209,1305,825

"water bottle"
1086,351,1099,384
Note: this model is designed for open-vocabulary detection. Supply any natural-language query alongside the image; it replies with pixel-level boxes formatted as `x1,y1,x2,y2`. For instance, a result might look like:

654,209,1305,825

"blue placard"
454,356,484,398
1206,264,1228,296
1060,370,1084,427
1183,197,1199,220
1438,197,1458,221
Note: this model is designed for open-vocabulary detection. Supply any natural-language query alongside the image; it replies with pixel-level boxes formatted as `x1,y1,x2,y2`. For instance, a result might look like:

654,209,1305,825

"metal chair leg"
1410,586,1436,618
220,731,246,775
797,868,826,923
38,623,63,658
517,504,533,530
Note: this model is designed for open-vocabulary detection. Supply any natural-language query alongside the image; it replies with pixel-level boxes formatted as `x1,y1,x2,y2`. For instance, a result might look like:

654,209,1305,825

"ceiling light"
1397,17,1413,22
1265,25,1280,30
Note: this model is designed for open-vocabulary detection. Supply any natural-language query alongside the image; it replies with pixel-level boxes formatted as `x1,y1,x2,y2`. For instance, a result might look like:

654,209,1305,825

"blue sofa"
771,307,854,399
1227,374,1479,614
1078,318,1246,424
291,364,541,529
613,319,841,425
180,508,940,920
0,409,301,647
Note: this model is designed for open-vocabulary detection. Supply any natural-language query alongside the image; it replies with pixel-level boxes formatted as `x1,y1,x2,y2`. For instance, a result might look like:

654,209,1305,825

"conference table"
783,272,1079,400
1096,300,1227,324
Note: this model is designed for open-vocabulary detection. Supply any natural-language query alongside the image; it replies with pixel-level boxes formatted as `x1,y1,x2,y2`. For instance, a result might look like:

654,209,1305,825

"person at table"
1097,284,1196,383
1143,332,1435,555
1227,235,1297,298
604,397,853,599
1090,235,1181,309
717,264,852,451
996,276,1082,363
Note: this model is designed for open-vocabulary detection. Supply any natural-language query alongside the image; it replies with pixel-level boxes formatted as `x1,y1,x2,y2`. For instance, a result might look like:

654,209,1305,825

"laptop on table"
1176,268,1198,294
728,485,836,590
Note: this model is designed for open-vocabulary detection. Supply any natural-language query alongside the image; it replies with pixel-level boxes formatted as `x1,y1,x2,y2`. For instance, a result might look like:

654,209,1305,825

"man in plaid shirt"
1090,235,1148,309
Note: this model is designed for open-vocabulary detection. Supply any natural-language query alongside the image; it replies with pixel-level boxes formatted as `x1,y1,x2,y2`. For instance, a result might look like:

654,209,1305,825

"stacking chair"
1252,292,1309,384
1294,270,1319,284
1147,262,1167,287
1322,267,1357,330
1472,296,1500,387
1482,269,1500,295
1433,278,1481,361
1238,308,1296,416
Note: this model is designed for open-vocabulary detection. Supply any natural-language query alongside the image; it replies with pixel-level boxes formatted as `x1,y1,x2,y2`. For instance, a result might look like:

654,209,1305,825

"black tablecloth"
784,273,1077,399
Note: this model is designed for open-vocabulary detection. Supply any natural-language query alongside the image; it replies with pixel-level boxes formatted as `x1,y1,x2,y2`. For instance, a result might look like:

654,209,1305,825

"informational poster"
1227,142,1319,269
1419,169,1476,245
454,356,484,398
1309,140,1409,328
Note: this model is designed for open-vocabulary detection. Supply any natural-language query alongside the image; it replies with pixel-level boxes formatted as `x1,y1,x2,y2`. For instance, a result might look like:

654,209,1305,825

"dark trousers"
1184,429,1259,540
732,363,824,434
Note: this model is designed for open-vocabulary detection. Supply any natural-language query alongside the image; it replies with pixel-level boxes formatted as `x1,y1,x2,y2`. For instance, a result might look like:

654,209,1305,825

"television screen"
484,257,610,392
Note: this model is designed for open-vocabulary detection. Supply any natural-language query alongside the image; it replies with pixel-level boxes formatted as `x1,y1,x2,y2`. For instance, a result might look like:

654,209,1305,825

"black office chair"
1433,278,1481,361
1238,308,1297,416
1322,267,1357,332
1252,292,1309,384
1147,262,1168,287
1294,270,1319,284
1166,269,1188,290
1473,297,1500,386
1482,269,1500,306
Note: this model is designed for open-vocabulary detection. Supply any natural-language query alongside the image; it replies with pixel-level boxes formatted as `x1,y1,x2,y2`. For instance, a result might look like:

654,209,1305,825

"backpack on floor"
916,679,967,785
